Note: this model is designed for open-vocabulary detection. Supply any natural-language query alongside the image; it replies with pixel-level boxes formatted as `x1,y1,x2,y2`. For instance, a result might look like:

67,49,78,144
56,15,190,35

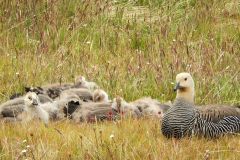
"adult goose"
161,72,240,139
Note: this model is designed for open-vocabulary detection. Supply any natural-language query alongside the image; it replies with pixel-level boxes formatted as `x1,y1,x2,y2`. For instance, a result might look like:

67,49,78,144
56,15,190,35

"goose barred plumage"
161,72,240,139
161,98,196,138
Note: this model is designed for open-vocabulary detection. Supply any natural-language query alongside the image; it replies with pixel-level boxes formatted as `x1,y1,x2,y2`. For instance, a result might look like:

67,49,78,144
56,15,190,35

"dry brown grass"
1,119,240,159
0,0,240,159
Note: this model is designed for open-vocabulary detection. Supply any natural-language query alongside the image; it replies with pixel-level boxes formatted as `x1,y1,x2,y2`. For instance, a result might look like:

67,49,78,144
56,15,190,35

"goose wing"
0,98,25,118
60,88,93,102
0,103,24,118
72,102,117,123
196,104,240,123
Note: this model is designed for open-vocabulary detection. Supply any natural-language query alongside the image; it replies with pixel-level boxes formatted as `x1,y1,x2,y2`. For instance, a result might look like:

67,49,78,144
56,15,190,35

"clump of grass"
0,0,239,159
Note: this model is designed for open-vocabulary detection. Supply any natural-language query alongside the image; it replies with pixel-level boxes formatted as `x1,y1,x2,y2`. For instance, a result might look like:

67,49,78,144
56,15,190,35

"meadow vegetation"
0,0,239,159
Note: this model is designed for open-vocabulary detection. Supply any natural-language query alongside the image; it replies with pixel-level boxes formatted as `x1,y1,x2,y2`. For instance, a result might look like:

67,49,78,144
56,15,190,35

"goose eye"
184,78,187,81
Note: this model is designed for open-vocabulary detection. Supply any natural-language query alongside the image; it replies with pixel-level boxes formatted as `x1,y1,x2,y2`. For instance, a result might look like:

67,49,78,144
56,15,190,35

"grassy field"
0,0,240,159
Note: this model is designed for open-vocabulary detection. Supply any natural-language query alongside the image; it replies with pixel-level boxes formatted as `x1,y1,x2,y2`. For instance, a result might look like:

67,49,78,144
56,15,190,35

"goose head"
75,76,86,85
111,96,139,113
174,72,195,103
111,96,128,112
24,92,40,107
93,89,109,102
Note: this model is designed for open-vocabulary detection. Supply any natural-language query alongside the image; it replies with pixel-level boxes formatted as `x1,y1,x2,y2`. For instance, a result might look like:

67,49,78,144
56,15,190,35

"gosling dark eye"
184,78,187,81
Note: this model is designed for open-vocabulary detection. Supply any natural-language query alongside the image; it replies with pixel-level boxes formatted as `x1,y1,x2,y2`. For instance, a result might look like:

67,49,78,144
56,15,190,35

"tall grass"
0,0,239,103
0,0,239,159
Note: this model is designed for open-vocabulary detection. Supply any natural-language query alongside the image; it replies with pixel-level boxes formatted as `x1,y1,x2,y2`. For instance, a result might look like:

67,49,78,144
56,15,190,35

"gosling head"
174,72,195,103
111,96,127,112
93,89,109,102
24,92,40,107
75,76,86,83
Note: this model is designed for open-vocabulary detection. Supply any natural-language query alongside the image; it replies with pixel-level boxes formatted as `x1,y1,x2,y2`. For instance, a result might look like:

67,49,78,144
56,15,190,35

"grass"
1,119,240,159
0,0,240,159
